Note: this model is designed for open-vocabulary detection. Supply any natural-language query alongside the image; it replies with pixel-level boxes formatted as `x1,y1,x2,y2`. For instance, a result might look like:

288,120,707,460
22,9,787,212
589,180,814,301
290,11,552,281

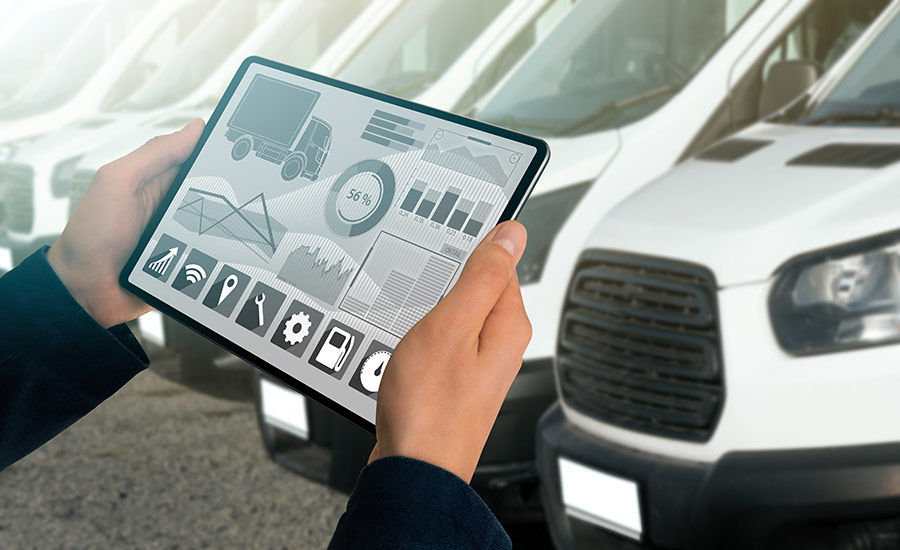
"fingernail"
492,222,526,257
180,118,201,132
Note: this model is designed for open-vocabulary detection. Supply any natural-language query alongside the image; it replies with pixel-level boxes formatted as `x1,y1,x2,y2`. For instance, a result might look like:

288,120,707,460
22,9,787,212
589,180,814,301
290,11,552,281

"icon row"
143,234,390,398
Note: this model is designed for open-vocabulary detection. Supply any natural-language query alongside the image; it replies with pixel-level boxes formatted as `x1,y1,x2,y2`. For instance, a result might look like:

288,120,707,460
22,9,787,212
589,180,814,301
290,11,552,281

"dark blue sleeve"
0,248,149,471
329,457,512,550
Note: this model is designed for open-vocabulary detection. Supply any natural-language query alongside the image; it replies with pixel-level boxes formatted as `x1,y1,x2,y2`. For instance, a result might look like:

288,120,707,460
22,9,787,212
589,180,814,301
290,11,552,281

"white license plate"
0,246,12,272
260,378,309,440
138,310,165,345
558,457,643,541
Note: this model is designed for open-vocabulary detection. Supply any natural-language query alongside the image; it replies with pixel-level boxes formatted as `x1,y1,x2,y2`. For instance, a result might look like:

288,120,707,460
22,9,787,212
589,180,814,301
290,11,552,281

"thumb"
438,221,527,330
118,118,205,182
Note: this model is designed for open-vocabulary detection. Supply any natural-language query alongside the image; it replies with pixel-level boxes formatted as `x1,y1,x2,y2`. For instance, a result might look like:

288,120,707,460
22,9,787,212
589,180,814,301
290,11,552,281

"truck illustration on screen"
225,74,332,182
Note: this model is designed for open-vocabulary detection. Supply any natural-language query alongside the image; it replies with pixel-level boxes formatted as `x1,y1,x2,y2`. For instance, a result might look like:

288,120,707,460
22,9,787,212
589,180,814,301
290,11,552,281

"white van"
258,0,887,527
0,0,294,264
537,2,900,548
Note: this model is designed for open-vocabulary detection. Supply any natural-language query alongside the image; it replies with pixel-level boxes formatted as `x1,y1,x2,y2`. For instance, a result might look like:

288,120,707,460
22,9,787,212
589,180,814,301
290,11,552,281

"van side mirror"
758,60,822,118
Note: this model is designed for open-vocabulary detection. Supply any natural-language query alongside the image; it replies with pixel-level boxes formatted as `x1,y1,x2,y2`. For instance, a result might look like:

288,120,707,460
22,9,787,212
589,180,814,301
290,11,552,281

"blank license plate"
558,457,642,541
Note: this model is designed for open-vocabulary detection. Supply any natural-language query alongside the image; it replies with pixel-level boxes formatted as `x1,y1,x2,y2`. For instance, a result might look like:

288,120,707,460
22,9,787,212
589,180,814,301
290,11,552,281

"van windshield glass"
0,2,96,105
336,0,510,99
119,0,281,111
802,12,900,126
475,0,760,136
5,1,154,116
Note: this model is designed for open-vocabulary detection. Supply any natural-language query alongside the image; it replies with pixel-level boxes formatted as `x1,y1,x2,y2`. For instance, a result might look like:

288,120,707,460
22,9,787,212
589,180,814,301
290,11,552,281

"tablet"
122,57,548,432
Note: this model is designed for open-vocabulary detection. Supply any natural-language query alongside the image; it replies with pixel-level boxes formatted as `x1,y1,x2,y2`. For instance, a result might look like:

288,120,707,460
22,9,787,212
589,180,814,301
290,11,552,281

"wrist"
46,243,110,327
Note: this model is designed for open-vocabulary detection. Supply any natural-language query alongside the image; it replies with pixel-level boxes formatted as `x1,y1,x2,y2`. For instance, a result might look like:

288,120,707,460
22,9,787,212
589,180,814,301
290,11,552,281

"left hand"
47,118,205,328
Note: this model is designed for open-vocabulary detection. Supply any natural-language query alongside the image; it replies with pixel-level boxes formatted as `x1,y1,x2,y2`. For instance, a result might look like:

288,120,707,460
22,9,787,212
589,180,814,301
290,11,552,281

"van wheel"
231,136,252,161
281,154,306,181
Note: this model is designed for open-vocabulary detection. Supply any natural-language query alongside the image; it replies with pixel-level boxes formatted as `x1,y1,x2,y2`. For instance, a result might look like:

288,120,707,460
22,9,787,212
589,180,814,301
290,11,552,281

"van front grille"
5,164,34,233
558,251,725,441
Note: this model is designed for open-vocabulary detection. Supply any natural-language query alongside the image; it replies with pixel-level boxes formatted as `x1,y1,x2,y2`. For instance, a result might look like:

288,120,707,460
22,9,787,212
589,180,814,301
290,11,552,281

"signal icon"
184,264,207,284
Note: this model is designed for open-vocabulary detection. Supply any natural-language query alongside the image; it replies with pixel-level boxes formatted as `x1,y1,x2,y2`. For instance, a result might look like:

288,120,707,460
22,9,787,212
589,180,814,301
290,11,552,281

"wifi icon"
172,249,218,299
184,264,207,284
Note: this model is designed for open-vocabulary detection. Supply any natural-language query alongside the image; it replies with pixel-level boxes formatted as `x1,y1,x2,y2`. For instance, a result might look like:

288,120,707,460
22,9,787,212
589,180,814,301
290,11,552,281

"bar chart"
399,180,496,238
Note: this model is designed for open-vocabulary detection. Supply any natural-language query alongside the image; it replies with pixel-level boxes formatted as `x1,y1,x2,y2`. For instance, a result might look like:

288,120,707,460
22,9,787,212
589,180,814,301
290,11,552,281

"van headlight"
515,181,590,285
0,144,15,163
769,233,900,355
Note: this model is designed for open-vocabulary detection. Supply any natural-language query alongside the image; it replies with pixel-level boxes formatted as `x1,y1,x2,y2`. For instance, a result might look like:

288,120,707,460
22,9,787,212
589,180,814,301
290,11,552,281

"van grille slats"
558,251,725,441
5,164,34,233
787,143,900,168
697,138,772,162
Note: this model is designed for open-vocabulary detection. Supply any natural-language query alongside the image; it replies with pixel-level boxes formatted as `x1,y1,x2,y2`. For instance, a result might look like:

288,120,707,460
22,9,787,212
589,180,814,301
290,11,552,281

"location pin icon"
216,274,239,306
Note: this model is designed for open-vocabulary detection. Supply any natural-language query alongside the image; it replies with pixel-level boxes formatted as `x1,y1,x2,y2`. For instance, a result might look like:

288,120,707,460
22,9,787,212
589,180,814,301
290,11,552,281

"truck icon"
225,74,332,182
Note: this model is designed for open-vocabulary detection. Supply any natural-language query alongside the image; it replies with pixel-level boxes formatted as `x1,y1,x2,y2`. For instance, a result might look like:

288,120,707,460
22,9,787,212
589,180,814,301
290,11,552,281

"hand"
47,119,205,328
369,221,531,482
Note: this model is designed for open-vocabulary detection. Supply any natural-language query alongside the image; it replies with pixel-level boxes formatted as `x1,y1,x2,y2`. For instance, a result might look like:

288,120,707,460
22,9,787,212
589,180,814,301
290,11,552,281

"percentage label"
346,189,373,206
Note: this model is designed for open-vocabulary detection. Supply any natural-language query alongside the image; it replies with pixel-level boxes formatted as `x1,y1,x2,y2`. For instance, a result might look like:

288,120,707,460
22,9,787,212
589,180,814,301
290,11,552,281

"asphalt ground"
0,370,347,550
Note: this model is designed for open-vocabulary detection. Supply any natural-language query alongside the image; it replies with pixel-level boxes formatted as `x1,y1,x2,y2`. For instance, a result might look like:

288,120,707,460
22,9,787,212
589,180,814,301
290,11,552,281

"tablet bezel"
121,56,550,434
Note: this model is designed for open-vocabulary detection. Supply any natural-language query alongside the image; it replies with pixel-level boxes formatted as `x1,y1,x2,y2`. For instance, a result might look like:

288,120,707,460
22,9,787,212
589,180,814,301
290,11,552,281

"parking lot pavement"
0,370,347,550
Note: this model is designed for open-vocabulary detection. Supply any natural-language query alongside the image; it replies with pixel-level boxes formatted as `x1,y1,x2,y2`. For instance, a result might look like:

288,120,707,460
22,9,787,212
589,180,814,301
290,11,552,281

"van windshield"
475,0,760,136
0,2,98,106
4,1,155,117
336,0,510,99
801,11,900,126
118,0,281,111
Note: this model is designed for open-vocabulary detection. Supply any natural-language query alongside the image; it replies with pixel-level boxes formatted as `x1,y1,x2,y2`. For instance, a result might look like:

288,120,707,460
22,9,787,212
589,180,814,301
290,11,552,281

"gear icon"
282,312,312,345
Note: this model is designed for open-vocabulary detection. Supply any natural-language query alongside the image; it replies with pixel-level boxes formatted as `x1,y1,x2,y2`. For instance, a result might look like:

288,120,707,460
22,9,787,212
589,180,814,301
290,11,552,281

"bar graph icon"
399,180,495,238
361,109,426,152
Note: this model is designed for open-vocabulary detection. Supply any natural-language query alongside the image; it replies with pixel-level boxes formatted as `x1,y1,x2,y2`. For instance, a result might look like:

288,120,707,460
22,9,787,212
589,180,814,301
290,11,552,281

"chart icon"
422,128,521,187
142,234,185,282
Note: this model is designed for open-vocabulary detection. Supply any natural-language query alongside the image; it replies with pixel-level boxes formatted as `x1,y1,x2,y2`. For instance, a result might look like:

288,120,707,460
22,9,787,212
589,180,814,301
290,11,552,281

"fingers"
479,272,531,366
117,118,205,182
437,221,527,330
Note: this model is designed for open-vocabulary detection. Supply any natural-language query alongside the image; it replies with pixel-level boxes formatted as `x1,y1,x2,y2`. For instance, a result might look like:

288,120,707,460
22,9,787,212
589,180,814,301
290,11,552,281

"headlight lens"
515,181,590,285
770,233,900,355
51,155,83,198
0,144,15,163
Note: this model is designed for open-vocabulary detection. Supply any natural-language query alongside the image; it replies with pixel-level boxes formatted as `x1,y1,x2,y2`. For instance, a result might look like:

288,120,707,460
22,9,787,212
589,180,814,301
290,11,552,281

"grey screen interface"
128,63,537,422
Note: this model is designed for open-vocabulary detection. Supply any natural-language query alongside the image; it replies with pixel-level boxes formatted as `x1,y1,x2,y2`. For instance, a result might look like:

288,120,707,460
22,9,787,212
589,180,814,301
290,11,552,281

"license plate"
260,378,309,440
558,457,642,541
0,247,12,272
138,310,165,345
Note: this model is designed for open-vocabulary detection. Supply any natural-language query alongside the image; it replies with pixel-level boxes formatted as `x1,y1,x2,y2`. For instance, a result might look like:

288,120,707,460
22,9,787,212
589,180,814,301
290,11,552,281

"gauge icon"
350,341,394,398
325,159,395,237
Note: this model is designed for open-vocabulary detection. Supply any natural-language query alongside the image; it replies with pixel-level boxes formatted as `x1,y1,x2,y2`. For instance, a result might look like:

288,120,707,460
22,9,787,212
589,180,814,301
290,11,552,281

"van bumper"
537,404,900,550
256,359,557,522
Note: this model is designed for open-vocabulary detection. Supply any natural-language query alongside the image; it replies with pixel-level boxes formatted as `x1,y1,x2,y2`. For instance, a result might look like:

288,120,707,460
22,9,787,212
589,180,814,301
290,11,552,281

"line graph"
422,129,521,187
278,242,356,305
173,188,287,260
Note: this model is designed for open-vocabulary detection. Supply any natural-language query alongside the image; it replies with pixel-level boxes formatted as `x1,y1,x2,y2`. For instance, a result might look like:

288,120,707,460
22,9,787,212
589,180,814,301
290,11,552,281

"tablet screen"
125,59,543,426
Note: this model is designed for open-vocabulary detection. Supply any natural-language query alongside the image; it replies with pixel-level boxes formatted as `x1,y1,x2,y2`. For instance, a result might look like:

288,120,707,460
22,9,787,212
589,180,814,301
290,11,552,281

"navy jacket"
0,249,511,549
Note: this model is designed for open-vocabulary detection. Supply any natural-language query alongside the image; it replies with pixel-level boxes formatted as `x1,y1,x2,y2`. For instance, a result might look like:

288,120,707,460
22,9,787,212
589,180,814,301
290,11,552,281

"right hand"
369,221,531,482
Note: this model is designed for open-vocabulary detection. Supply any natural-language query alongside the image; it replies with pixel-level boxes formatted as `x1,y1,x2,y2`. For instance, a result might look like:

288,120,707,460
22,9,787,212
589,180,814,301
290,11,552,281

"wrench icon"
255,293,266,327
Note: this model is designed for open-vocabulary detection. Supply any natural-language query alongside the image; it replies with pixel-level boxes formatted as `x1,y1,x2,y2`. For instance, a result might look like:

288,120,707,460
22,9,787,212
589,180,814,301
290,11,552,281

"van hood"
588,123,900,287
529,130,621,196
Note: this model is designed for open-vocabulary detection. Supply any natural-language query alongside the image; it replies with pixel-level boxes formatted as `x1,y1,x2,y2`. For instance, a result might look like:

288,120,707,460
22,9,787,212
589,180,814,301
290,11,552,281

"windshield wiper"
557,84,681,136
805,106,900,126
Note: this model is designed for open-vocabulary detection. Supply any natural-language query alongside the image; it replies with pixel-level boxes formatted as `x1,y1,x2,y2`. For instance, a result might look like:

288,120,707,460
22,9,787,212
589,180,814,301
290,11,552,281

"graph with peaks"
422,128,522,187
173,187,287,260
278,243,355,305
